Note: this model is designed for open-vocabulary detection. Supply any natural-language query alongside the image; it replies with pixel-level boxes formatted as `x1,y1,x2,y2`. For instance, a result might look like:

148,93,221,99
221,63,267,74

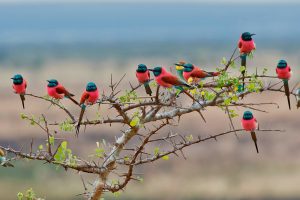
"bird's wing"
148,70,150,78
238,41,242,48
80,91,90,105
161,75,186,86
25,82,27,89
56,85,68,94
191,68,208,78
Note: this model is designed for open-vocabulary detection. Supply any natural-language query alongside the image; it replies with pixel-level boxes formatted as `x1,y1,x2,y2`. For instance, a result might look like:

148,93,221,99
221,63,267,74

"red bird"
76,82,99,136
276,59,292,110
238,32,256,93
181,63,220,83
47,79,79,105
238,32,256,54
241,111,259,153
136,64,152,96
149,66,206,122
11,74,27,109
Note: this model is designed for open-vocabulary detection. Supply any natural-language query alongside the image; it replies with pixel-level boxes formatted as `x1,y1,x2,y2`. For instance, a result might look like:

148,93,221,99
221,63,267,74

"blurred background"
1,0,300,199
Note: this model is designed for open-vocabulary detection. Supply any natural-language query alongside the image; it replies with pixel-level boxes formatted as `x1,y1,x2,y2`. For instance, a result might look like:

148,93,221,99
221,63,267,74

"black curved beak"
148,69,154,71
251,33,256,36
11,78,14,80
47,80,50,82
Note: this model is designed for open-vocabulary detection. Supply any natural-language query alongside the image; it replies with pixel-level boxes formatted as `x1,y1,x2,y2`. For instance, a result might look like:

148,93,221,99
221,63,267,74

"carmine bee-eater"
47,79,79,105
149,66,206,122
238,32,256,91
11,74,27,109
181,63,220,83
276,60,292,110
0,148,14,167
241,111,259,154
76,82,99,136
136,64,152,96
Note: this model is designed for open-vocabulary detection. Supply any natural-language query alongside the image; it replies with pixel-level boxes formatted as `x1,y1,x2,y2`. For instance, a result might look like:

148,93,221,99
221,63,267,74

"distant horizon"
0,0,299,4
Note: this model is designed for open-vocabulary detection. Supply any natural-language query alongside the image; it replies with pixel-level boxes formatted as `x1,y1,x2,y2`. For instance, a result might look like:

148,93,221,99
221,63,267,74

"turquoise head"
243,111,253,120
47,79,59,87
11,74,24,85
86,82,97,92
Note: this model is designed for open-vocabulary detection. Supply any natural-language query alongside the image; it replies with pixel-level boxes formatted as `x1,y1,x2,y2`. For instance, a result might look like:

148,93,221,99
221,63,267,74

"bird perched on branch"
241,111,259,154
238,32,256,92
136,64,152,96
47,79,79,105
149,66,206,122
175,63,219,84
0,148,14,167
11,74,27,109
276,60,292,110
76,82,99,136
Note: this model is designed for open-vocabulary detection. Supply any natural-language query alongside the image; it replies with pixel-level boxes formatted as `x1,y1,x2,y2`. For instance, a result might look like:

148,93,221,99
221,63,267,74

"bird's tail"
207,71,220,77
241,54,247,92
283,80,291,110
76,105,86,137
20,94,25,109
144,81,152,96
66,94,80,106
297,100,300,109
250,131,259,154
182,90,206,123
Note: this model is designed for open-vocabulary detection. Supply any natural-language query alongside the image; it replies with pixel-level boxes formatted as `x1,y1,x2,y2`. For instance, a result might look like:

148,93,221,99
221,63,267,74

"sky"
0,0,299,3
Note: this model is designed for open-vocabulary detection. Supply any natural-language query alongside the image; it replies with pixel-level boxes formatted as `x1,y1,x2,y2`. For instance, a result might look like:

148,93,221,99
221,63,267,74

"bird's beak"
11,78,14,80
251,33,256,36
175,65,184,70
148,69,154,71
46,80,50,82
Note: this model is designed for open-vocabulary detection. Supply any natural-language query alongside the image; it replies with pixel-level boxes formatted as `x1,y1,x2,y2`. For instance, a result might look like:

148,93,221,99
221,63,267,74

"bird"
276,60,292,110
47,79,79,105
136,64,152,96
238,32,256,92
149,66,206,122
241,111,259,154
174,60,187,82
11,74,27,109
178,63,220,84
149,66,190,88
76,82,99,136
0,148,14,167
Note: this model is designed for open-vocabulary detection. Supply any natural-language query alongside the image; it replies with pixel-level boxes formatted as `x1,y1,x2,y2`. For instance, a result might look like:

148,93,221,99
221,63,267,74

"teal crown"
183,63,194,72
137,64,148,72
12,74,23,85
243,111,253,120
151,67,162,77
47,79,58,87
277,60,287,69
241,32,254,41
86,82,97,92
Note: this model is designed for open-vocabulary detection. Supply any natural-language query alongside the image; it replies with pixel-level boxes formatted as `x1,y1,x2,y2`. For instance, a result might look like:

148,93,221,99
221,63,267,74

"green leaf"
38,145,44,150
239,66,246,72
162,155,169,161
17,192,24,200
221,57,227,65
49,136,55,145
130,116,140,127
154,147,160,156
61,141,67,149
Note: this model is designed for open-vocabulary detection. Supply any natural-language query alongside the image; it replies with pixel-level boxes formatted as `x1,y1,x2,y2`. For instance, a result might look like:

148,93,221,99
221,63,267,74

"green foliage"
59,119,74,132
20,113,45,126
119,90,138,104
17,188,44,200
54,141,77,166
185,134,194,142
130,111,141,127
